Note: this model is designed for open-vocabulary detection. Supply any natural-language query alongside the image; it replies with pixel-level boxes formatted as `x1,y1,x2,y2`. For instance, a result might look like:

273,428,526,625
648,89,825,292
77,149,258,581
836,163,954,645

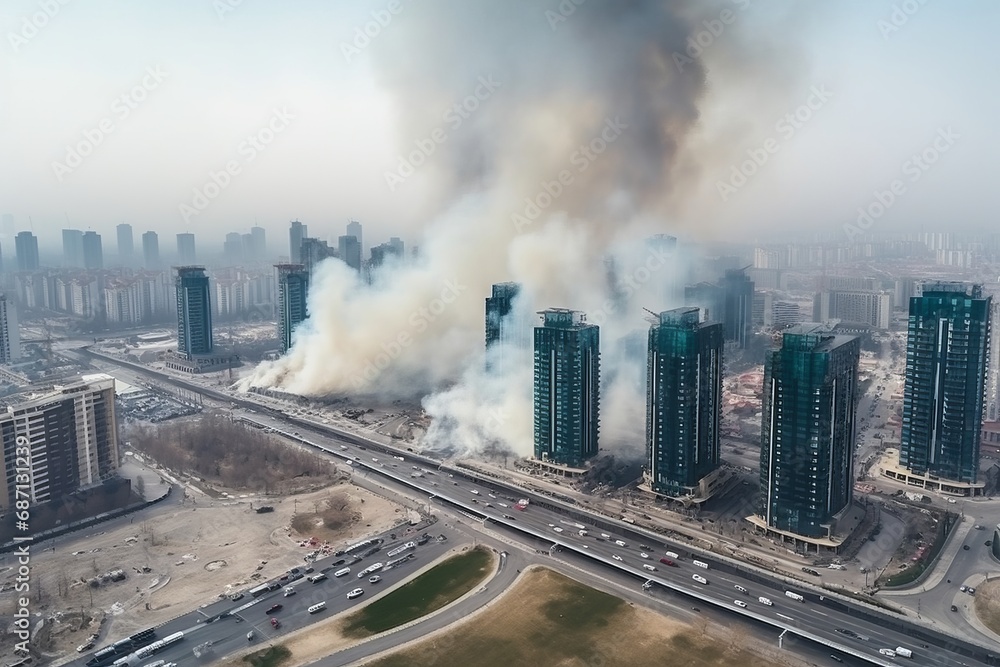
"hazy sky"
0,0,997,254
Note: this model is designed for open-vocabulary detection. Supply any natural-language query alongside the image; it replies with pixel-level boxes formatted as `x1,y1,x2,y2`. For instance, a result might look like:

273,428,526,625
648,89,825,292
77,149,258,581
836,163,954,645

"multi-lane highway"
76,349,1000,666
240,409,998,667
71,524,464,667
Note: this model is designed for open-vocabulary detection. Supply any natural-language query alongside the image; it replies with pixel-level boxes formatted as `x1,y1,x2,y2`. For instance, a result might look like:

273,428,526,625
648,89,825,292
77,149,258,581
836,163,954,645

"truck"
784,591,804,602
664,551,680,560
249,583,270,598
895,647,913,658
692,560,709,569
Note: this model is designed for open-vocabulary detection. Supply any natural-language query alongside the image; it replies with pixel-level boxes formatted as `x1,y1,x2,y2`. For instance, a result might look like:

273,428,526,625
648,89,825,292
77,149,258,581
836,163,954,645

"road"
69,523,466,667
76,349,1000,666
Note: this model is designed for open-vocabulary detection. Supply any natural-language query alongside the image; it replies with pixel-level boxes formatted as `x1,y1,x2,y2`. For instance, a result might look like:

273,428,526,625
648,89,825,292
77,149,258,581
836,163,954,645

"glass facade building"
175,267,213,358
533,309,600,467
646,307,723,495
720,268,753,348
277,263,309,354
900,283,991,484
759,324,860,538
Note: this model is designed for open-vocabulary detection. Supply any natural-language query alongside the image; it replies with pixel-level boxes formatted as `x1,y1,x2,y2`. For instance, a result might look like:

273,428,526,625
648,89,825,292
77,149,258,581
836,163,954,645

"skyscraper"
684,282,723,322
301,237,337,276
485,282,530,373
175,267,213,359
289,219,307,263
15,231,39,271
116,223,134,265
223,232,244,265
277,264,309,354
82,231,103,269
720,268,753,347
0,375,119,510
986,299,1000,422
142,231,160,270
758,324,859,539
0,294,22,364
388,237,404,256
346,219,363,254
900,283,991,484
645,307,723,496
338,235,361,271
62,229,84,267
177,232,196,265
250,226,266,261
533,309,600,467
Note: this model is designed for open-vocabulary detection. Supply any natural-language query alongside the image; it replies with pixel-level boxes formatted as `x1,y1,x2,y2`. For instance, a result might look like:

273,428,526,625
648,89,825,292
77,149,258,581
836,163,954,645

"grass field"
340,546,493,637
242,645,292,667
973,578,1000,634
365,568,803,667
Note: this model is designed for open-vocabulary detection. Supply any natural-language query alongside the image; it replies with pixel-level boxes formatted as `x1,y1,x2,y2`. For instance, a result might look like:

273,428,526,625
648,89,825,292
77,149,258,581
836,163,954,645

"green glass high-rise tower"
277,264,309,354
759,324,859,538
900,283,991,484
533,309,600,467
175,266,213,359
646,307,723,496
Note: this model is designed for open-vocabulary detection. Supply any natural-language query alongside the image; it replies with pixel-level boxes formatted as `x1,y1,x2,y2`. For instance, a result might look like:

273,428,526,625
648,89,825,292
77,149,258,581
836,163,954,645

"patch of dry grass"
364,568,805,667
973,578,1000,635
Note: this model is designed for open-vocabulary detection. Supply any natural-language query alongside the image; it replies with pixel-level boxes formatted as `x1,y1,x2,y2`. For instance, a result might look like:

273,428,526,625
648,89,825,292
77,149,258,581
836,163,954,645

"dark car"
266,604,283,614
951,604,958,612
963,544,971,551
304,566,315,574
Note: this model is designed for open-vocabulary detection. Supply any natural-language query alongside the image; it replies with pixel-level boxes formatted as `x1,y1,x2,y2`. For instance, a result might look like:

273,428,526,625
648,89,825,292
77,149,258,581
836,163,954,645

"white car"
368,575,381,583
553,527,564,533
733,600,748,608
612,554,623,561
639,552,649,559
347,588,364,599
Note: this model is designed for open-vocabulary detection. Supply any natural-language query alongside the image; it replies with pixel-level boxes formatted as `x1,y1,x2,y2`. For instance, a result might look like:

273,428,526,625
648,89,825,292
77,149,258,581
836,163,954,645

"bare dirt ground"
974,579,1000,635
0,481,409,666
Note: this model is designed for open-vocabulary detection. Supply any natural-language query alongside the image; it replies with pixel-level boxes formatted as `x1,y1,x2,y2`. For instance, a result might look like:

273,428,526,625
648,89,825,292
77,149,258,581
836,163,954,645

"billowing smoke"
240,0,763,458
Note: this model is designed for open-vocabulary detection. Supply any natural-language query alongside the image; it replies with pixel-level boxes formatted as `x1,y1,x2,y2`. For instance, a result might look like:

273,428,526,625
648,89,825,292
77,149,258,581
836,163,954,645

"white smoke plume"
240,1,790,459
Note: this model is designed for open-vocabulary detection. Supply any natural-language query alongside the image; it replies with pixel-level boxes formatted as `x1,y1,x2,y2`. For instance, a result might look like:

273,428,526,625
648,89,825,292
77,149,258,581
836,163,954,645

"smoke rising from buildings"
241,1,772,458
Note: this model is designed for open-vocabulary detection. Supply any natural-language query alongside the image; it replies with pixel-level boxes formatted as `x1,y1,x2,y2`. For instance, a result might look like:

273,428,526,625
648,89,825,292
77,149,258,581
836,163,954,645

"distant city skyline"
2,2,999,245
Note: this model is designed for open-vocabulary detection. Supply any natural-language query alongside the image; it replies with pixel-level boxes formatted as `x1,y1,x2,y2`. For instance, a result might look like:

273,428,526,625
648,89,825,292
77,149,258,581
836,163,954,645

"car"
639,552,649,559
975,524,984,530
369,575,381,583
639,544,652,551
76,642,95,653
951,604,959,612
733,600,747,608
266,604,283,614
270,617,280,629
968,587,976,595
963,544,971,550
347,588,364,599
246,631,255,641
304,566,315,573
829,655,843,663
553,527,564,533
960,585,968,592
612,554,623,561
230,592,244,601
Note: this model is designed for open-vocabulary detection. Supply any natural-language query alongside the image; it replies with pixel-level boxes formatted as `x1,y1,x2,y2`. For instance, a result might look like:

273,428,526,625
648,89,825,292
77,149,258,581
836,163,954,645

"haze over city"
1,0,999,250
3,3,1000,667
